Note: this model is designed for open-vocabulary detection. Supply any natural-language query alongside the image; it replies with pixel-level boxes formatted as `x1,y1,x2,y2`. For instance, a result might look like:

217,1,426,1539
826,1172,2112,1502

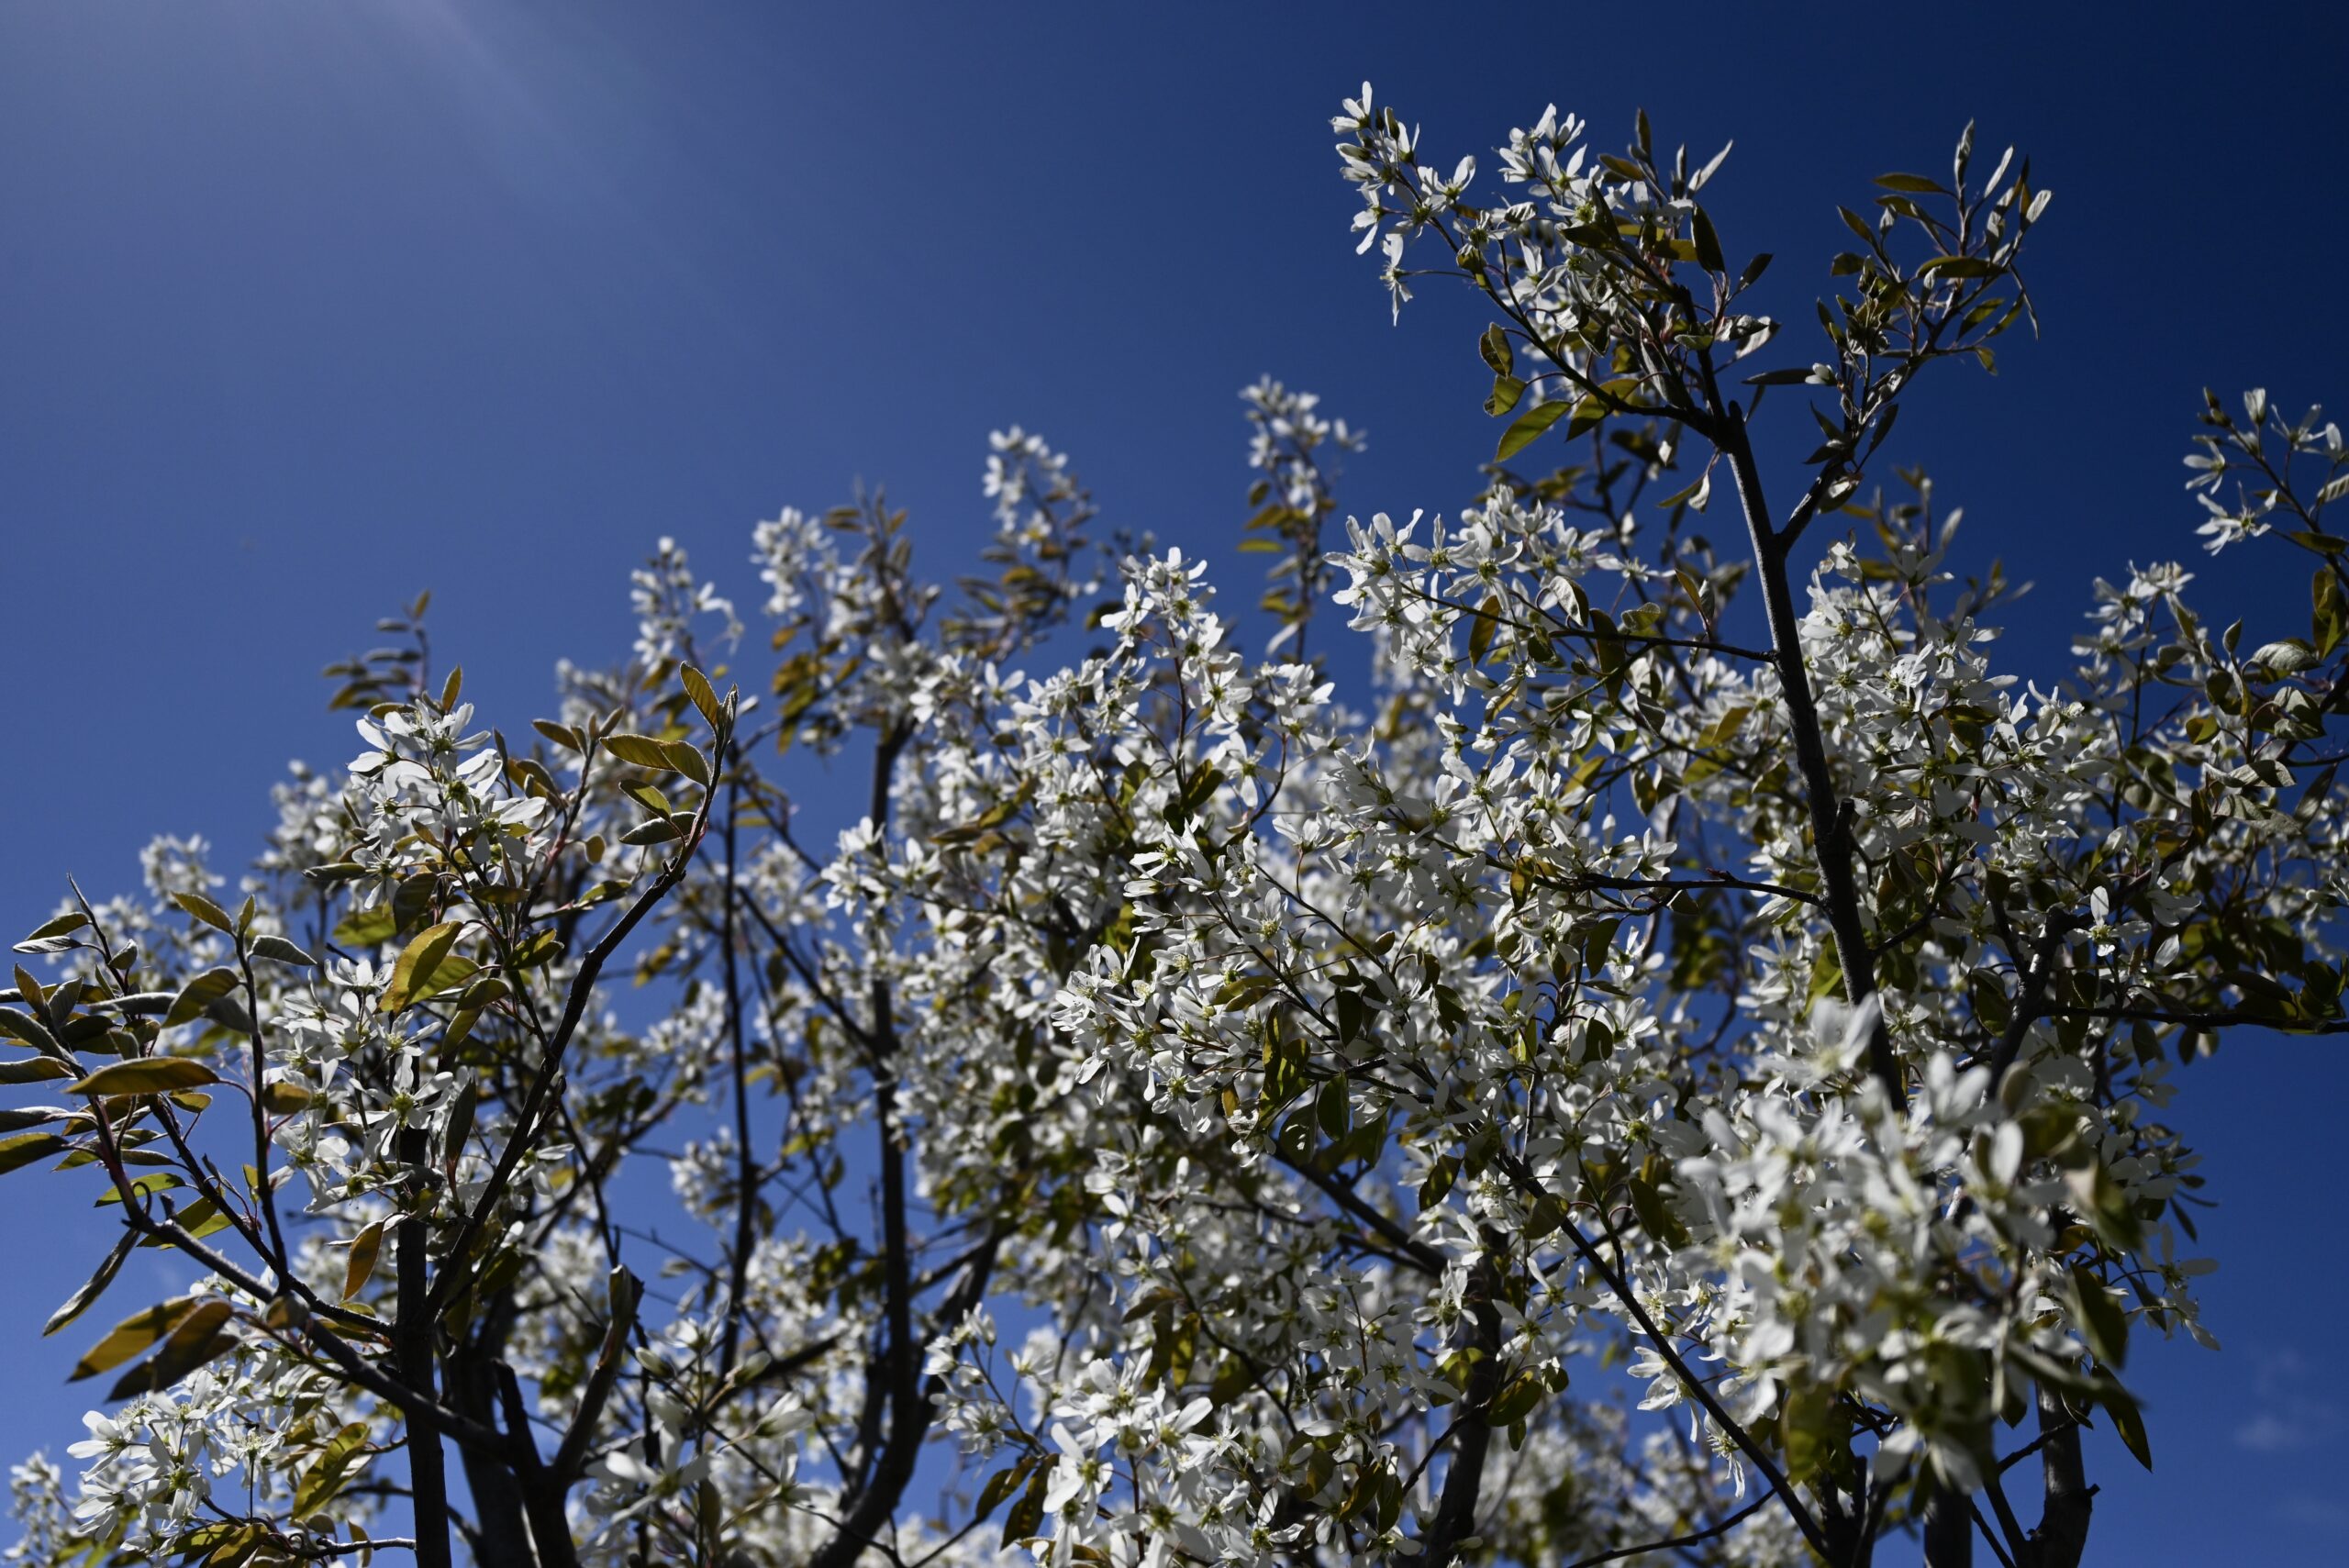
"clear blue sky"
2,2,2343,1559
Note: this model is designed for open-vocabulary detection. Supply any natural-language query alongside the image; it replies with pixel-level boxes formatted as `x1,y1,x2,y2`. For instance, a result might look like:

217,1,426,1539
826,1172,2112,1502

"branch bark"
1709,394,1902,1105
2028,1385,2093,1568
396,1128,454,1568
1420,1247,1501,1568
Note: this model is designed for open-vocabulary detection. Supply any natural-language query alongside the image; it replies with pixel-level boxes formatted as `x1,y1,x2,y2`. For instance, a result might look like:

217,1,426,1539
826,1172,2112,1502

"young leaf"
681,665,724,730
603,734,676,771
106,1299,238,1399
66,1059,221,1097
0,1130,70,1174
249,935,318,969
293,1422,374,1517
1918,254,2002,279
2102,1381,2154,1471
1497,398,1574,462
70,1296,199,1381
380,922,462,1014
44,1230,138,1337
1477,323,1514,378
2070,1264,2131,1369
974,1456,1037,1524
1691,206,1725,274
662,740,712,787
171,892,235,934
344,1221,385,1300
1483,375,1526,417
95,1173,184,1207
162,967,242,1029
19,912,89,945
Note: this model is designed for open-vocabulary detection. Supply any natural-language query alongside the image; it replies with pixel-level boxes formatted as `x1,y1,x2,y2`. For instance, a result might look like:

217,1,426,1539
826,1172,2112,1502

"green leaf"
1483,375,1526,417
1315,1073,1351,1140
974,1456,1037,1524
1261,1019,1308,1113
1691,206,1725,274
1496,398,1573,462
67,1059,221,1097
171,892,235,934
2069,1264,2130,1369
1477,324,1514,377
1874,172,1949,194
2313,569,2345,659
511,930,566,970
139,1196,231,1248
333,903,398,949
163,967,241,1029
95,1173,184,1207
1419,1153,1459,1209
2101,1381,2154,1471
45,1230,138,1337
0,1130,70,1174
380,922,462,1014
1629,1171,1690,1249
106,1298,238,1399
293,1422,373,1516
1780,1384,1844,1484
1485,1370,1546,1426
1918,254,2002,280
1000,1462,1050,1548
70,1296,198,1382
0,1056,72,1085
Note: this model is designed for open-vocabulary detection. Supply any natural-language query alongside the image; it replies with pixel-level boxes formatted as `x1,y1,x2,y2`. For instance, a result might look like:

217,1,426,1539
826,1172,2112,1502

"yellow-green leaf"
603,734,675,771
71,1296,198,1382
343,1221,385,1300
67,1059,221,1097
95,1173,183,1207
380,922,462,1014
294,1422,374,1516
1477,323,1514,377
106,1298,237,1399
1497,397,1573,462
680,665,723,730
0,1130,71,1175
662,740,711,787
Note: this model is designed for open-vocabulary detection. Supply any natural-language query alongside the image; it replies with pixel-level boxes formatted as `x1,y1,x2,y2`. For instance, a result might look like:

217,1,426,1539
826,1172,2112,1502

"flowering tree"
7,85,2345,1568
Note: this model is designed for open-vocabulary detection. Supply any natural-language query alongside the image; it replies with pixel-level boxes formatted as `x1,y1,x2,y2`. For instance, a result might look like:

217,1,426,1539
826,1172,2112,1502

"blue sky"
3,1,2345,1559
